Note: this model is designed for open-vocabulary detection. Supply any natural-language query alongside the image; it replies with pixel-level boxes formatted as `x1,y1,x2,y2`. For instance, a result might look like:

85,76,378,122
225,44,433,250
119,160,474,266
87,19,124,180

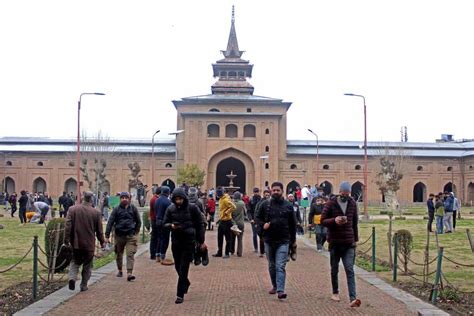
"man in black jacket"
248,187,261,253
163,188,206,304
105,192,141,281
256,182,297,300
18,190,28,224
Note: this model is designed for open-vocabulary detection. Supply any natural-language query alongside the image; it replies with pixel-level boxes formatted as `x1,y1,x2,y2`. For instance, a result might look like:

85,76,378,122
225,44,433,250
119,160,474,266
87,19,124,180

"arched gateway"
207,148,255,195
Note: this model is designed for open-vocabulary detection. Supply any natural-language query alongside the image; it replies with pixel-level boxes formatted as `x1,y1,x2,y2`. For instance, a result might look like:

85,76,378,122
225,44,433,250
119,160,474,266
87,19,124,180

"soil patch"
0,280,66,315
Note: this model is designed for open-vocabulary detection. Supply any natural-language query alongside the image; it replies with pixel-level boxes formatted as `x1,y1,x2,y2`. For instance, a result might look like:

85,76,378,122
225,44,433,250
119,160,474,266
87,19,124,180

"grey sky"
1,0,473,142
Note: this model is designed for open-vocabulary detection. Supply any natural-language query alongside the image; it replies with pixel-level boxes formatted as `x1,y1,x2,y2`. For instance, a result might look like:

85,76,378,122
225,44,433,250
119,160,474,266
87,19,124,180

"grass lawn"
0,214,149,292
365,205,474,217
357,218,474,292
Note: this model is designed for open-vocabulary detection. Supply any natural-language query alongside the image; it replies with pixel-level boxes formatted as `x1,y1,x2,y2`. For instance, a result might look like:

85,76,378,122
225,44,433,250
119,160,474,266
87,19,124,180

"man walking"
212,188,235,259
105,192,141,281
321,182,361,307
18,190,28,224
163,187,207,304
248,187,262,253
231,191,246,257
256,182,297,300
426,193,435,232
148,186,160,260
155,186,173,265
65,192,105,291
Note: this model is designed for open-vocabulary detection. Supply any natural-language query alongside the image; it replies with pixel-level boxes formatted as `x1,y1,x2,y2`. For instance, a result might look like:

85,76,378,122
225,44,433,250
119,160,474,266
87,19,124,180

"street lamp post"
151,130,160,188
168,130,184,185
307,129,319,187
344,93,369,220
76,92,105,204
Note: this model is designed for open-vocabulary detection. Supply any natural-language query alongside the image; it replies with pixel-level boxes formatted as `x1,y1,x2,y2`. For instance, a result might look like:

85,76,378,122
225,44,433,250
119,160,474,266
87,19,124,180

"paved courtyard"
47,224,416,315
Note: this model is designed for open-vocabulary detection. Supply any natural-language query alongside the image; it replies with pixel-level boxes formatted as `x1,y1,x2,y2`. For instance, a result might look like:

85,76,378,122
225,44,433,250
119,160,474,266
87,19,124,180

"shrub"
142,210,150,232
44,218,70,272
380,210,388,215
393,229,413,274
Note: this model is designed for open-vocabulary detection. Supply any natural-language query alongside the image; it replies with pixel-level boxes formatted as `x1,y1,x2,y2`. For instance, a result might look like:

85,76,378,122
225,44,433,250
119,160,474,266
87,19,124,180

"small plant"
44,218,70,273
440,287,460,302
393,229,413,274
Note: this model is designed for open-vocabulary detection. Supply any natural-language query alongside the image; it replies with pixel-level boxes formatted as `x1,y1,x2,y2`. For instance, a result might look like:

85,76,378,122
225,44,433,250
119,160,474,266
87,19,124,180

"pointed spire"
223,5,243,58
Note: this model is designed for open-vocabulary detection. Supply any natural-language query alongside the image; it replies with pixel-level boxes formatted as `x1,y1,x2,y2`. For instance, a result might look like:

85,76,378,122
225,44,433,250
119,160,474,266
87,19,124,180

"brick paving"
47,224,415,315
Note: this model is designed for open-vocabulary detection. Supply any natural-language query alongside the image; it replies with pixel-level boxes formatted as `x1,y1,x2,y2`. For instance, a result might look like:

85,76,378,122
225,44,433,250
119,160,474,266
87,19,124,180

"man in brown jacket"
65,192,105,292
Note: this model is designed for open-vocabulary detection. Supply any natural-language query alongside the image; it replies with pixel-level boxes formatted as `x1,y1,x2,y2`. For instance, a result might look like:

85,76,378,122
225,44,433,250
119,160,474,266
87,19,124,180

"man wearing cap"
65,192,105,291
105,192,141,281
321,181,361,307
154,186,173,265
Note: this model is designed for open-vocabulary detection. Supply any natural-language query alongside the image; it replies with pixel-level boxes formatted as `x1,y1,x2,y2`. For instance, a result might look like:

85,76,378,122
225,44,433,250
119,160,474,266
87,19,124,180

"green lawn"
0,214,149,292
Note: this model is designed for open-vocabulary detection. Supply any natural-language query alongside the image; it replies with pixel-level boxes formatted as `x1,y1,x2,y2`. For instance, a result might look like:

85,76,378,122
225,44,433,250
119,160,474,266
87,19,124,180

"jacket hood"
171,187,188,206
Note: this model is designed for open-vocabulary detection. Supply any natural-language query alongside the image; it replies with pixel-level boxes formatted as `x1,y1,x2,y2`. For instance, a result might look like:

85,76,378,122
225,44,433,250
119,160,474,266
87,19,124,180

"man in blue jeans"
321,181,361,308
256,182,297,300
154,186,173,265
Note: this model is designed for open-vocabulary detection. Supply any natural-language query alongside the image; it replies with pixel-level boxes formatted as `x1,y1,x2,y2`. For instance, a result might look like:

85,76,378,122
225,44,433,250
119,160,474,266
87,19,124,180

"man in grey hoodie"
231,191,246,257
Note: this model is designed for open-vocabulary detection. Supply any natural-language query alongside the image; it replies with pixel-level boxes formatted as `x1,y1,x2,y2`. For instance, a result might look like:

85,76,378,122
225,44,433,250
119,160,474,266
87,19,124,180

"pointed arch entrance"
207,148,255,195
216,158,246,194
467,182,474,204
33,177,47,193
443,182,456,193
351,181,364,201
319,181,333,196
413,182,427,202
64,178,77,195
3,177,15,193
286,180,300,195
162,179,176,192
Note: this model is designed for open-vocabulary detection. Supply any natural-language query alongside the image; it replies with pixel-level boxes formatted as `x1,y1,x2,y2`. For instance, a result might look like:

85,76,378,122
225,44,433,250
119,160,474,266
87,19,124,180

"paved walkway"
43,223,424,316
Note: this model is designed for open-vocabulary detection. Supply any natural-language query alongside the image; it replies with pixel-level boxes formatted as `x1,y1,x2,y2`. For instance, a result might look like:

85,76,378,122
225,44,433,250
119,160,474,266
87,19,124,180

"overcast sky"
1,0,473,143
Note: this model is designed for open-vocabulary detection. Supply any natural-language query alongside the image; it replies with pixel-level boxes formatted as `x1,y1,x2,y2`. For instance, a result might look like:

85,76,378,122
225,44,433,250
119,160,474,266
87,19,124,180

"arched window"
265,146,269,152
209,108,220,112
165,163,172,168
225,124,238,138
219,71,226,78
228,71,237,77
6,161,12,166
265,181,269,187
238,71,245,77
290,164,297,170
323,164,330,170
417,166,423,171
265,128,270,135
68,161,75,167
265,163,269,169
243,124,256,137
207,124,220,137
355,165,361,170
447,166,453,172
37,161,44,167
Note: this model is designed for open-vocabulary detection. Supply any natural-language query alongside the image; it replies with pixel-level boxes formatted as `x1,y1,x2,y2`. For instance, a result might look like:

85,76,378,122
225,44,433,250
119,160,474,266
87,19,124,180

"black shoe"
150,256,156,260
116,271,123,277
212,253,222,257
222,254,230,259
127,274,136,282
201,249,209,266
68,280,75,291
278,292,287,300
175,296,184,304
80,284,88,292
194,254,202,266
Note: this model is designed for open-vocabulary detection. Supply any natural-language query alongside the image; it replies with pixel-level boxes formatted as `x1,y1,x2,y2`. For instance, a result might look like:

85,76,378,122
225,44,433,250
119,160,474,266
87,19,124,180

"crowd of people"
427,191,461,234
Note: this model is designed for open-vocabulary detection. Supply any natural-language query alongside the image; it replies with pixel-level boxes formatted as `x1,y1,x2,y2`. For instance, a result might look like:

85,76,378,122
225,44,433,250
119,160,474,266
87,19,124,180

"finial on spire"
232,5,235,23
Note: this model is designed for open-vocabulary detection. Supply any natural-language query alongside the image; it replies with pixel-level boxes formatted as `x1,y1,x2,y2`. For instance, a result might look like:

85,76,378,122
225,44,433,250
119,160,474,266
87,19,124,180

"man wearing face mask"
321,182,360,307
256,182,297,300
105,192,141,282
163,187,206,304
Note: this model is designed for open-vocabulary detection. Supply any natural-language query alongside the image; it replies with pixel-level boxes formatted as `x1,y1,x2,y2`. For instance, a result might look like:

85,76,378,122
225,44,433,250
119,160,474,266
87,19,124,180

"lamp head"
94,93,106,96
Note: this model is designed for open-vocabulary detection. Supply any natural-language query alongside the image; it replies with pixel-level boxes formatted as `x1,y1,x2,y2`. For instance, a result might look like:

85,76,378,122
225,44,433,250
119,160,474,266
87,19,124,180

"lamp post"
260,154,269,189
76,92,105,204
307,129,319,187
151,130,160,188
168,130,184,185
344,93,369,220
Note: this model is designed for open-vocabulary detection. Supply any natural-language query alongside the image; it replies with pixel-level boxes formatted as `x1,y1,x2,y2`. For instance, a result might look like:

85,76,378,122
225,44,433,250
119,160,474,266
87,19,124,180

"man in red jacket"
321,181,361,308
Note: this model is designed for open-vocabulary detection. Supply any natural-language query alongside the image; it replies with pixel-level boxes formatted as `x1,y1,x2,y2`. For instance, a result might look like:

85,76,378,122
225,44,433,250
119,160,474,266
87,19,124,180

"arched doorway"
286,180,300,195
413,182,427,202
64,178,77,195
319,181,333,196
161,179,175,192
33,177,47,193
216,157,246,194
3,177,15,193
443,182,456,193
467,182,474,204
351,181,364,201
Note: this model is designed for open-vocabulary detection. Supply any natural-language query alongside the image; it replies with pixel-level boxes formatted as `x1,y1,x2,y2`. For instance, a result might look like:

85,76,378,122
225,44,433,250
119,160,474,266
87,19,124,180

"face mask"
339,196,348,202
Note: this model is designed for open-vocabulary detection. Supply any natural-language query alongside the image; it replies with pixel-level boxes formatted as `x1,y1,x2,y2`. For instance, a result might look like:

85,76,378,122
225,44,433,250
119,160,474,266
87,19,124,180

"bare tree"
70,130,117,194
375,143,412,216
